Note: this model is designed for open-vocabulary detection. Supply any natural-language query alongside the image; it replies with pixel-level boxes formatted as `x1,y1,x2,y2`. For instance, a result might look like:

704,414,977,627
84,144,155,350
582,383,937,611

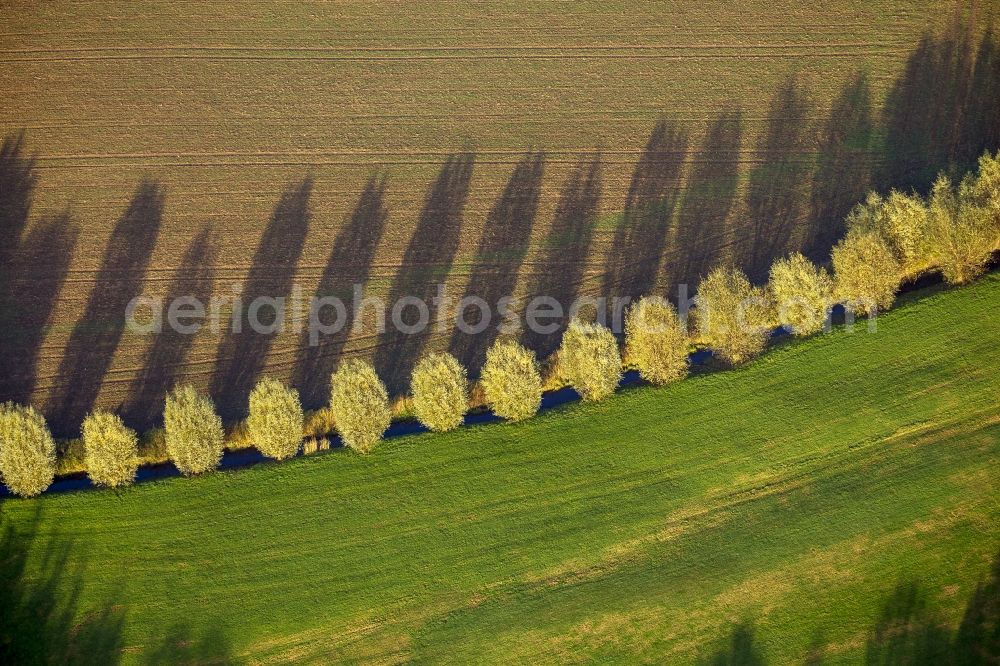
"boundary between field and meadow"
1,142,998,498
5,260,992,498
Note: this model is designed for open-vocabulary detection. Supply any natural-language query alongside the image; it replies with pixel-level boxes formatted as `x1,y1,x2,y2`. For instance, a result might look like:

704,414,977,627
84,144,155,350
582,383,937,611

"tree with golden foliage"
0,403,56,497
831,229,901,315
928,174,995,285
247,378,304,460
845,190,930,273
164,385,225,475
411,352,468,432
625,297,689,385
768,253,833,336
82,410,139,488
559,319,622,401
880,191,931,271
696,266,773,364
330,359,391,454
481,339,542,421
967,149,1000,228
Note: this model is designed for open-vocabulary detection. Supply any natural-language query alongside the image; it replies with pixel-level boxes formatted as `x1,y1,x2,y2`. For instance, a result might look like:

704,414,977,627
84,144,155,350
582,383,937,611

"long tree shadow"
960,26,1000,167
669,108,742,293
953,548,1000,664
0,135,68,408
739,75,814,283
879,19,999,194
291,175,389,409
854,549,1000,664
121,227,217,431
374,154,474,394
804,70,875,263
0,133,36,271
210,178,311,422
448,152,543,375
864,581,954,665
693,548,1000,664
603,119,688,319
142,622,232,665
521,154,602,359
0,506,126,664
0,213,79,406
47,181,164,437
700,621,766,666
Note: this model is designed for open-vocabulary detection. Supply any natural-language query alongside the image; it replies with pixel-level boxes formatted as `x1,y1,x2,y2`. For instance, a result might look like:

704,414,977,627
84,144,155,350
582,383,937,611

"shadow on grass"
864,551,1000,664
700,621,766,666
0,506,125,664
0,506,236,664
698,548,1000,664
141,622,232,665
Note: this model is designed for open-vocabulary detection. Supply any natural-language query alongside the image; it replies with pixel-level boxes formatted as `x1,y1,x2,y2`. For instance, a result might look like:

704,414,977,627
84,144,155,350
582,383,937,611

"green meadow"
3,274,999,663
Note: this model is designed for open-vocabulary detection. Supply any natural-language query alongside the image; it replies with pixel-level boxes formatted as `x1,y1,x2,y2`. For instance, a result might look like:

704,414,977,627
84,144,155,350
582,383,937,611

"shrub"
559,319,622,401
768,253,833,336
164,385,225,475
55,437,86,476
411,352,468,432
0,403,56,497
625,297,689,385
696,266,773,364
845,191,930,272
247,378,304,460
928,174,995,285
481,339,542,421
330,359,391,454
82,411,139,488
303,407,337,438
832,230,902,315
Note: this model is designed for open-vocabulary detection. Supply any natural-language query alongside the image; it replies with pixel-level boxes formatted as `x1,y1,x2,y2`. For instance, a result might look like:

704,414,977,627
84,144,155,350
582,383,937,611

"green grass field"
2,273,998,663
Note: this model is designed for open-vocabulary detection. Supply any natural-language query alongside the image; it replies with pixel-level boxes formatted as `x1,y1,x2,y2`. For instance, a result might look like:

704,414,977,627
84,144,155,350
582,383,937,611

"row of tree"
0,151,998,497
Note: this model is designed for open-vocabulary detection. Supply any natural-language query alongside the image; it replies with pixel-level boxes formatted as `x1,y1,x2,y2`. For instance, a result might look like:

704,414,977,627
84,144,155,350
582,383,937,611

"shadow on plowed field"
449,151,544,375
0,137,79,409
602,118,689,318
522,154,603,359
739,74,814,284
375,153,474,394
669,107,743,291
1,23,999,433
804,71,875,263
210,177,312,422
292,174,389,409
880,21,1000,194
122,227,218,431
46,181,163,437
